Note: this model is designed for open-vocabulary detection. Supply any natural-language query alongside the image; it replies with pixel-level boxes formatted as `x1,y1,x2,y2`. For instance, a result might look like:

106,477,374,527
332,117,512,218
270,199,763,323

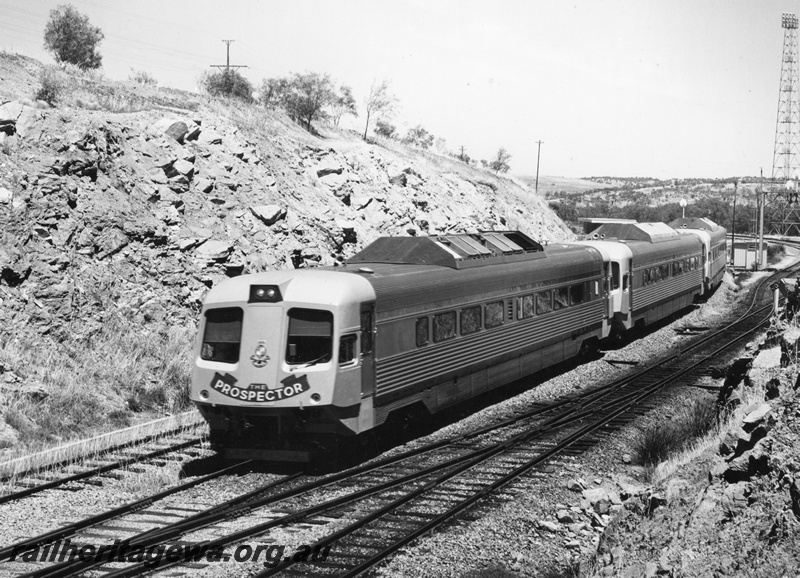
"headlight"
249,285,282,303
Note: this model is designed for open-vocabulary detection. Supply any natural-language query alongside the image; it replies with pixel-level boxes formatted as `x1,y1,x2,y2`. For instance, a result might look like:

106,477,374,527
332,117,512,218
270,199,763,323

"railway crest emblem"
250,341,270,368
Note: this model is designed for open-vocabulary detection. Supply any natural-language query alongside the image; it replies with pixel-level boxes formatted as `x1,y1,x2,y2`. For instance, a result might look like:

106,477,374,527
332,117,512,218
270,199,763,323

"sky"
0,0,795,179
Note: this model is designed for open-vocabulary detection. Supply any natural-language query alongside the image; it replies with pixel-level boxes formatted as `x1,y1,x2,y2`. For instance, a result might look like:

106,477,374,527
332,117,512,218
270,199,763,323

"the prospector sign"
210,372,310,402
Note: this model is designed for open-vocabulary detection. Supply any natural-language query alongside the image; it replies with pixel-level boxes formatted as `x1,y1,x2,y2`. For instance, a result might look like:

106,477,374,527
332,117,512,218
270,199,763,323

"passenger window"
521,295,535,318
416,317,429,347
433,311,457,342
286,308,333,365
485,301,504,328
554,287,570,310
570,283,586,305
461,306,482,334
339,334,357,365
660,264,670,279
360,311,373,354
536,291,552,314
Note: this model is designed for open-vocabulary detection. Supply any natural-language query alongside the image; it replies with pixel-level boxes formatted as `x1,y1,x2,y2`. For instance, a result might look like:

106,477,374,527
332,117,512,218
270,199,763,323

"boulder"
317,166,343,178
389,172,407,186
556,509,575,524
719,426,751,456
194,177,214,193
0,101,23,127
164,121,189,143
250,205,286,226
537,520,560,533
582,487,612,514
168,158,195,179
198,128,223,145
742,403,773,432
196,239,233,261
567,478,587,492
723,481,753,509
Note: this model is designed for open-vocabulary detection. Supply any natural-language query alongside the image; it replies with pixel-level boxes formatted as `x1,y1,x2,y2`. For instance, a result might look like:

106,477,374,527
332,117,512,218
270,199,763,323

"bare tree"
331,84,357,126
363,80,396,140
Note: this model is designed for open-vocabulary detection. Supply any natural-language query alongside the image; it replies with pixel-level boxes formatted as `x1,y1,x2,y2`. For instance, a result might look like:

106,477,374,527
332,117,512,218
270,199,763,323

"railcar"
584,222,706,330
191,222,723,462
669,217,727,293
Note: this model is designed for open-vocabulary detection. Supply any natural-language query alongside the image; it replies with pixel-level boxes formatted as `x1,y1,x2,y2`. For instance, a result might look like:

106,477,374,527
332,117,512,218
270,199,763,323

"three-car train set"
191,217,727,462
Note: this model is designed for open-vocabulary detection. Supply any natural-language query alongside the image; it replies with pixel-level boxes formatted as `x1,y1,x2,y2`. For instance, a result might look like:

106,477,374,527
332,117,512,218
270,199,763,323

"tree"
331,85,357,126
402,125,434,149
259,77,290,108
374,119,398,139
490,147,512,174
43,4,104,69
283,72,335,131
363,80,396,140
202,69,254,102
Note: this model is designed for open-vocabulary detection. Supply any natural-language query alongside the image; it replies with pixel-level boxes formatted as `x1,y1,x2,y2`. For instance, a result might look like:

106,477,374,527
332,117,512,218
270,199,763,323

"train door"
359,305,375,398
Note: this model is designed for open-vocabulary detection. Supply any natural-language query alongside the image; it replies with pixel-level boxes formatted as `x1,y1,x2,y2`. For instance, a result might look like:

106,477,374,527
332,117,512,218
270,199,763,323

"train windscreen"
201,307,243,363
286,308,333,365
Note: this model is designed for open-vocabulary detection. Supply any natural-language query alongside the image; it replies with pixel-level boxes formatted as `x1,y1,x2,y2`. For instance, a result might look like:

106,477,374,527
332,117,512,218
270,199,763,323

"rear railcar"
587,222,704,328
669,217,727,293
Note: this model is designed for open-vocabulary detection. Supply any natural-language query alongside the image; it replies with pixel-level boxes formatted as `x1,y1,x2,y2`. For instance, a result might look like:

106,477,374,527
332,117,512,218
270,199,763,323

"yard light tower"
763,13,800,236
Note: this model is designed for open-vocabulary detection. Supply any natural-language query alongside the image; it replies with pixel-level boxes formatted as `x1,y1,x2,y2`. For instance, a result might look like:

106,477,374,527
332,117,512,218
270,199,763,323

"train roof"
668,217,722,231
345,237,603,319
587,222,680,243
347,230,546,269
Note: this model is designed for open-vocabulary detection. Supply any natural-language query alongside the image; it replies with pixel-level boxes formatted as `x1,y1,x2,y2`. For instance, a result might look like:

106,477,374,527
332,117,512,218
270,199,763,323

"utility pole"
758,168,766,270
731,181,737,266
534,140,543,195
210,39,248,73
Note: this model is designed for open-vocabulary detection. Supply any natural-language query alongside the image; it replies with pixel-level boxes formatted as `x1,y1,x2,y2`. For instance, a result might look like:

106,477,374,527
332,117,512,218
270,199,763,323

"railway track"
0,428,206,506
0,262,787,578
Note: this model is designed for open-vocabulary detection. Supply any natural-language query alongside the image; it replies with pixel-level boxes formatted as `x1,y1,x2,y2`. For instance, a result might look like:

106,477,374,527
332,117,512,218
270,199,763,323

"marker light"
200,389,210,400
249,285,282,303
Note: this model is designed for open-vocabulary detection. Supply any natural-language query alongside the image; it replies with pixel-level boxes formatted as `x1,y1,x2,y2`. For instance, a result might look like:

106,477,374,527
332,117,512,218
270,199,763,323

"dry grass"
116,461,184,498
0,312,196,452
631,395,717,472
651,382,766,486
0,412,203,488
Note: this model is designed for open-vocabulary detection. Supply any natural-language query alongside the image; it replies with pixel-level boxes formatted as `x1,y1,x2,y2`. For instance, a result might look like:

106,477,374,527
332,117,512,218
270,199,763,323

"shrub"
201,69,254,102
631,396,716,468
35,66,65,104
129,69,157,85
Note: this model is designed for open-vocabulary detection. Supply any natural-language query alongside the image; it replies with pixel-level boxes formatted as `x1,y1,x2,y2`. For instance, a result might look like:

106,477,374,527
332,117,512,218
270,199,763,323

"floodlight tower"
764,13,800,236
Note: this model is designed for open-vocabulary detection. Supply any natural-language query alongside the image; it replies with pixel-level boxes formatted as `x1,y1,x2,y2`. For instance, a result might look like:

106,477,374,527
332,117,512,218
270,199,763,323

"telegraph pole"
534,140,543,195
210,39,247,73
